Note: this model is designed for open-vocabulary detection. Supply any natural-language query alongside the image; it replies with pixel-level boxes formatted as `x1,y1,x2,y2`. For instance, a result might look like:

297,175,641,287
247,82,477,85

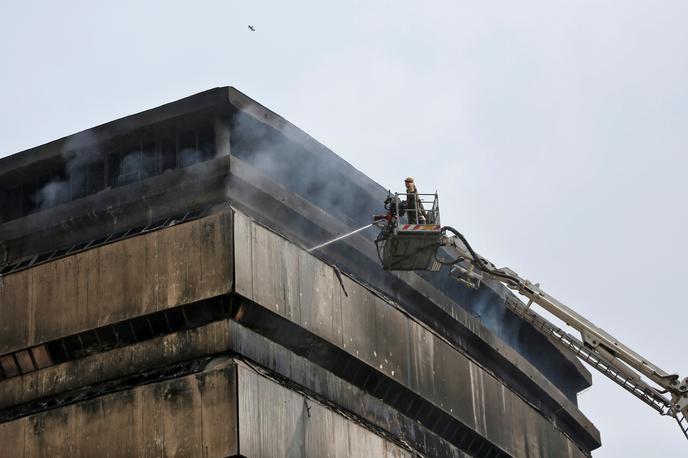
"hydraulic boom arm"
439,226,688,439
371,190,687,439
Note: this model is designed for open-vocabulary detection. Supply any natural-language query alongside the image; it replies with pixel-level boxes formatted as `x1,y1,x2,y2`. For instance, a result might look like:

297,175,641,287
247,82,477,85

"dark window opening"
178,130,199,168
87,160,105,194
117,151,142,186
115,140,145,187
68,159,106,199
1,123,216,223
3,186,22,221
70,168,88,200
22,180,38,214
141,139,158,179
35,173,70,211
107,150,124,187
160,136,177,172
198,124,215,161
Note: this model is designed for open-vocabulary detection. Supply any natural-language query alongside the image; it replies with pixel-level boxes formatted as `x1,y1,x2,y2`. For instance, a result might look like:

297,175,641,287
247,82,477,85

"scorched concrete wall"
233,210,594,457
0,367,238,457
0,212,233,355
0,360,417,458
237,363,414,457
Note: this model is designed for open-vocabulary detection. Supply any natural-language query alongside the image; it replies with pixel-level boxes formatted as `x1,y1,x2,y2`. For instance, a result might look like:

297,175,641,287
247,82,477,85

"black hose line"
441,226,522,286
441,226,482,263
433,254,465,266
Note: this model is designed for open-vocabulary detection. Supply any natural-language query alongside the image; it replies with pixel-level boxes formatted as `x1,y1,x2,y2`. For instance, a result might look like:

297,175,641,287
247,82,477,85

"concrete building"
0,87,600,457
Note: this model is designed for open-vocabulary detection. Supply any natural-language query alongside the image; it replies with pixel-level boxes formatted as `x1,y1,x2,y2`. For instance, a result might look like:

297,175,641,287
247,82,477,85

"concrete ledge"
0,320,468,457
0,320,232,412
0,362,238,457
0,211,233,355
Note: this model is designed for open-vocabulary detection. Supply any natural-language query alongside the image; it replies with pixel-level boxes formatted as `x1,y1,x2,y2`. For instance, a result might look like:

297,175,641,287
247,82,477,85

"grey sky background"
2,1,687,455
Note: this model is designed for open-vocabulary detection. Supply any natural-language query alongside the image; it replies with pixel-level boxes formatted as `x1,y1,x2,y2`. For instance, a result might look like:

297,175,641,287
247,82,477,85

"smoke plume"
36,131,103,210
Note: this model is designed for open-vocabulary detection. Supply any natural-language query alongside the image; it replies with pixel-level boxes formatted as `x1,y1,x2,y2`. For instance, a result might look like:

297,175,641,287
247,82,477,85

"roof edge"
0,87,233,178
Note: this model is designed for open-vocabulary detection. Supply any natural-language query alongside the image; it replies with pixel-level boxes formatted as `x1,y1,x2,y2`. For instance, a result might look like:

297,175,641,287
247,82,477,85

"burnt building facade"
0,88,600,457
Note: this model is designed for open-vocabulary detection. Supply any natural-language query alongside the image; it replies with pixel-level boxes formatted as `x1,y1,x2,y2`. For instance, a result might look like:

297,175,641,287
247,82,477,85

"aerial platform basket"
375,192,443,271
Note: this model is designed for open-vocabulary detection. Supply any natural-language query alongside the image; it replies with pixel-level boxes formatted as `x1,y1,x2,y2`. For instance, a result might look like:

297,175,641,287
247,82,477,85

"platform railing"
392,192,440,226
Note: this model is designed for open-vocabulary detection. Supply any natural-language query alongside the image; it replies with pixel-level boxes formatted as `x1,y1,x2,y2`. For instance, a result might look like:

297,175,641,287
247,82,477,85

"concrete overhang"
0,88,233,184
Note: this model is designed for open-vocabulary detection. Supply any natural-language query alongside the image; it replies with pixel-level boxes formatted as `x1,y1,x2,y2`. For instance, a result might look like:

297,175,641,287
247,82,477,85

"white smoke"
229,111,387,230
36,131,103,210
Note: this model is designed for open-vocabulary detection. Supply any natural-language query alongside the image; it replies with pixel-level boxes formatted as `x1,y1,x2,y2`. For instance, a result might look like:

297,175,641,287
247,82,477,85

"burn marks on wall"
0,207,206,276
232,297,512,458
0,295,229,383
0,357,214,424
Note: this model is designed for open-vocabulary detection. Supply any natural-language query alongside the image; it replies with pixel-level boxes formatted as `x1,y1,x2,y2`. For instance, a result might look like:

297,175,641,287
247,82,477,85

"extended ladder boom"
371,192,687,440
441,227,688,439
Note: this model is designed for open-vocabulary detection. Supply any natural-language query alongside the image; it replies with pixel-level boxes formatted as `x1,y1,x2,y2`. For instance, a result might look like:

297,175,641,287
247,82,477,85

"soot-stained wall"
0,367,238,457
0,212,233,355
233,210,598,455
229,109,589,401
237,364,415,457
0,361,417,458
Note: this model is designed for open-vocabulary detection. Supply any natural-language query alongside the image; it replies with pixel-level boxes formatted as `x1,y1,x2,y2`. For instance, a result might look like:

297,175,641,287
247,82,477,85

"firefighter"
403,177,427,224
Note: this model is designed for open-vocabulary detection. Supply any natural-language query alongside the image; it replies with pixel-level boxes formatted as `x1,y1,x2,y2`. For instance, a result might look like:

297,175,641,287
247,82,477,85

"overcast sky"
2,1,687,456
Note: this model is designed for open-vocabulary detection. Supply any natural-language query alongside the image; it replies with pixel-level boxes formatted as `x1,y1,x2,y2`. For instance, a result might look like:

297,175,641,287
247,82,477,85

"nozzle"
449,263,483,289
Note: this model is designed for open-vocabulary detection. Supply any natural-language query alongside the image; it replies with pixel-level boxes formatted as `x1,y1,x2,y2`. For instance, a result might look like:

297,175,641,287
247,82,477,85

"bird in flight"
248,25,255,31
